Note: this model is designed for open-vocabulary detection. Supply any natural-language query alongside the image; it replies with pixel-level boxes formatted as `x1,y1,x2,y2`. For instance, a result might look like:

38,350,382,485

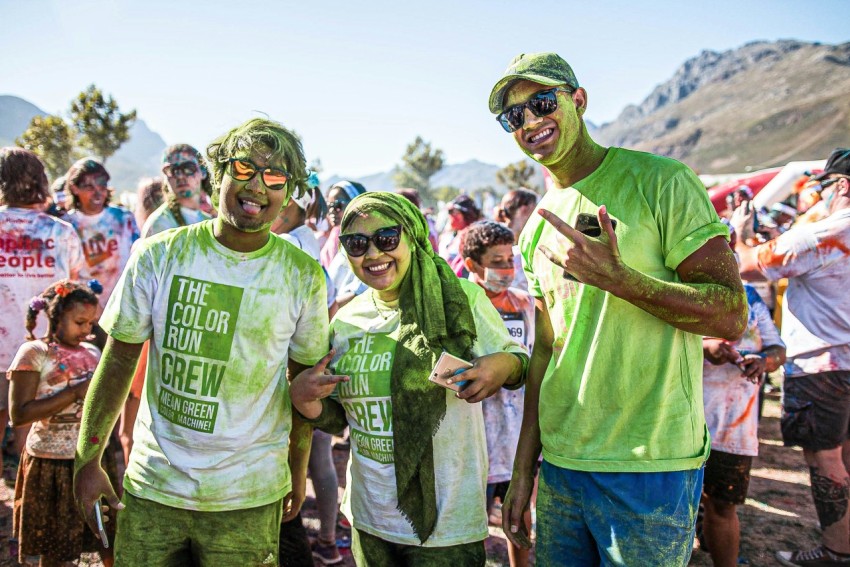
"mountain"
323,158,547,197
0,95,166,189
595,40,850,173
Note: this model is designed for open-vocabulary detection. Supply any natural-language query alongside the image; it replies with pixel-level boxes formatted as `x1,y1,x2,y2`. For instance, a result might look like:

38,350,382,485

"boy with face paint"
461,220,535,567
489,53,747,565
141,144,212,238
732,148,850,566
73,119,330,567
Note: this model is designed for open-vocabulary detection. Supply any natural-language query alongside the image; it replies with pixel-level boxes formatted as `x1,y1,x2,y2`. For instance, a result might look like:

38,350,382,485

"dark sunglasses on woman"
339,225,403,257
496,87,573,133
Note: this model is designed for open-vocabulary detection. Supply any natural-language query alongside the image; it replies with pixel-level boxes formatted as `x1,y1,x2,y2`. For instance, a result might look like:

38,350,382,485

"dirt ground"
0,391,823,566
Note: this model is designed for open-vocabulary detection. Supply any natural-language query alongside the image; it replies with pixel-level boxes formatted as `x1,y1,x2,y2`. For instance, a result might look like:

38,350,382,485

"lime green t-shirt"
519,147,727,473
99,220,329,511
329,279,527,546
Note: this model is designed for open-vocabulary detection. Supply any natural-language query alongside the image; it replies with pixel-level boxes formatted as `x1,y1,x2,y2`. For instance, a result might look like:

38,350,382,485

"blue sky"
1,0,848,178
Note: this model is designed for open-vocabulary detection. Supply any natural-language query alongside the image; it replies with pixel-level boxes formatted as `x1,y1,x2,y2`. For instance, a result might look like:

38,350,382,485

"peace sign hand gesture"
289,350,349,419
538,205,626,291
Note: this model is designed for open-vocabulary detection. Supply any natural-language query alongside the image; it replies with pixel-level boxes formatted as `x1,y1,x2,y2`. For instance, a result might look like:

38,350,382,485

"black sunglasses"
227,158,290,190
497,87,573,133
162,161,199,177
339,225,403,257
328,199,348,211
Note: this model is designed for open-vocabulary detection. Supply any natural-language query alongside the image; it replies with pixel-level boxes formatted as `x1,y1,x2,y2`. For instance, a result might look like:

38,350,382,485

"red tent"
707,168,782,214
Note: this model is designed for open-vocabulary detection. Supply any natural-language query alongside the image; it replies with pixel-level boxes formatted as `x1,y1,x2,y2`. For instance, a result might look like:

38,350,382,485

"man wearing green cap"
489,52,747,565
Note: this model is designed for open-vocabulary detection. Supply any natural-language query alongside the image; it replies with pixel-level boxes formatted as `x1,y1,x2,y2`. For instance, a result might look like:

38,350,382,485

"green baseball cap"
488,52,579,114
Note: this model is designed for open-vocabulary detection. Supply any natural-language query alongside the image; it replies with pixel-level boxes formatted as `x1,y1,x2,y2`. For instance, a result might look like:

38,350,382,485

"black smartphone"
575,212,617,237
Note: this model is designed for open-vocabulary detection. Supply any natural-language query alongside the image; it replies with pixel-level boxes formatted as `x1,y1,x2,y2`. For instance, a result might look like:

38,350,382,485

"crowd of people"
0,50,847,567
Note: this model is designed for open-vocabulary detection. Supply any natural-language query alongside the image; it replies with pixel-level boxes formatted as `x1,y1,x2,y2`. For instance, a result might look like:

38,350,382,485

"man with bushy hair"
73,119,328,566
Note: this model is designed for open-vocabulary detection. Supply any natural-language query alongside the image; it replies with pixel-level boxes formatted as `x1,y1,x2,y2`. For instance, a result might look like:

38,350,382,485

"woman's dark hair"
0,147,49,206
459,220,515,264
395,188,422,209
449,194,482,226
136,176,165,220
304,188,328,225
25,279,100,341
66,158,112,210
502,188,539,219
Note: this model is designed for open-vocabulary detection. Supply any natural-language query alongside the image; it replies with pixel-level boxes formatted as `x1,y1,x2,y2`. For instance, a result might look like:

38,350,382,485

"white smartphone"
429,352,473,392
94,501,109,548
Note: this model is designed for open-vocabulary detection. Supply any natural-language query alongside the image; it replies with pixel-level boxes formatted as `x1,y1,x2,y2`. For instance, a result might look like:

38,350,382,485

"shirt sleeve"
65,225,86,281
751,295,784,349
757,226,821,281
7,341,46,373
98,242,158,343
462,281,529,379
657,168,730,271
288,261,330,366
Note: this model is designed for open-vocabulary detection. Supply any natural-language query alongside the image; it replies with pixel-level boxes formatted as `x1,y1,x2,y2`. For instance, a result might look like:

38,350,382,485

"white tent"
753,160,827,209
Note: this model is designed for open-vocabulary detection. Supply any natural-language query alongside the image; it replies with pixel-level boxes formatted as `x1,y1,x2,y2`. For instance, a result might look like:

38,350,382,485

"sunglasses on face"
227,158,290,190
75,178,108,191
328,200,349,211
163,161,199,177
497,87,573,133
339,225,403,257
814,176,849,193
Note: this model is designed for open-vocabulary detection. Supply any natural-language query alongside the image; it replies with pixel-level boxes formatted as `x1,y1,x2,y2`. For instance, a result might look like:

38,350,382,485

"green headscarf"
341,192,477,543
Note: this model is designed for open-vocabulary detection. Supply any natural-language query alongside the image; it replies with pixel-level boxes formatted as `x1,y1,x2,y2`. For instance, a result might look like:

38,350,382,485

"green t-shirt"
100,220,329,511
330,279,526,546
519,147,727,473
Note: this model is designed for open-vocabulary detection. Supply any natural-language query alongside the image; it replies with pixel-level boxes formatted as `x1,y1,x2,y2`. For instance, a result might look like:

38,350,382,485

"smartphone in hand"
94,501,109,548
429,352,473,392
575,212,617,237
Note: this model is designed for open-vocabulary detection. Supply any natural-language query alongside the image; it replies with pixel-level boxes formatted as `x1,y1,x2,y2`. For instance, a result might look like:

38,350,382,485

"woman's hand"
289,351,349,419
449,352,521,404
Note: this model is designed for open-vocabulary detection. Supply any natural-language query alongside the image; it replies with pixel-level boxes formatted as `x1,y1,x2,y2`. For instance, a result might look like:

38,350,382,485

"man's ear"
573,87,588,115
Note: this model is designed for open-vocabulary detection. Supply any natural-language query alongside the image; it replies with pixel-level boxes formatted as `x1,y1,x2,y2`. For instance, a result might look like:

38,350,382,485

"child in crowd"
460,220,535,567
7,279,119,567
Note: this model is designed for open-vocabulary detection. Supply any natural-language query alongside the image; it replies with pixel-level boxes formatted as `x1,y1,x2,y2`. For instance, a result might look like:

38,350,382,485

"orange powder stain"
818,236,850,256
728,392,756,429
757,240,785,268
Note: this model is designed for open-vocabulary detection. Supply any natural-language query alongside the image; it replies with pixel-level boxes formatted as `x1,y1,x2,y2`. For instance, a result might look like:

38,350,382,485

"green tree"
16,115,76,180
69,84,137,163
429,185,461,206
496,159,537,191
393,136,445,193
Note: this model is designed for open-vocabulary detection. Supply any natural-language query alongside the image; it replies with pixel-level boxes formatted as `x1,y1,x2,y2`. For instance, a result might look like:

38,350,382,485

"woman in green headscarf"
291,192,528,566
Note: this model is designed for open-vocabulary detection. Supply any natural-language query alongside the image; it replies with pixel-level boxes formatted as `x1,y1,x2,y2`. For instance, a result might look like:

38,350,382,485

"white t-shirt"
67,207,139,311
703,286,783,456
759,209,850,376
329,279,526,546
278,226,335,308
100,220,329,511
141,202,210,238
8,340,100,459
0,207,85,371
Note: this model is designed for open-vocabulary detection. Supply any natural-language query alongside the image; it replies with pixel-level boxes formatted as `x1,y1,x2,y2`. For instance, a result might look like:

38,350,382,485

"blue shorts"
536,461,703,566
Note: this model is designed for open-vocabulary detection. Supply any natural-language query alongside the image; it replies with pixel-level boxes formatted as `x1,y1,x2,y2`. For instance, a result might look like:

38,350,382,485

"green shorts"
115,492,281,567
351,527,485,567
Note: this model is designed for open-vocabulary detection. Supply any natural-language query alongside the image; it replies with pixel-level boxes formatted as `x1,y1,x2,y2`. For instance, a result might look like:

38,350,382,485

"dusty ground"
0,392,822,566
